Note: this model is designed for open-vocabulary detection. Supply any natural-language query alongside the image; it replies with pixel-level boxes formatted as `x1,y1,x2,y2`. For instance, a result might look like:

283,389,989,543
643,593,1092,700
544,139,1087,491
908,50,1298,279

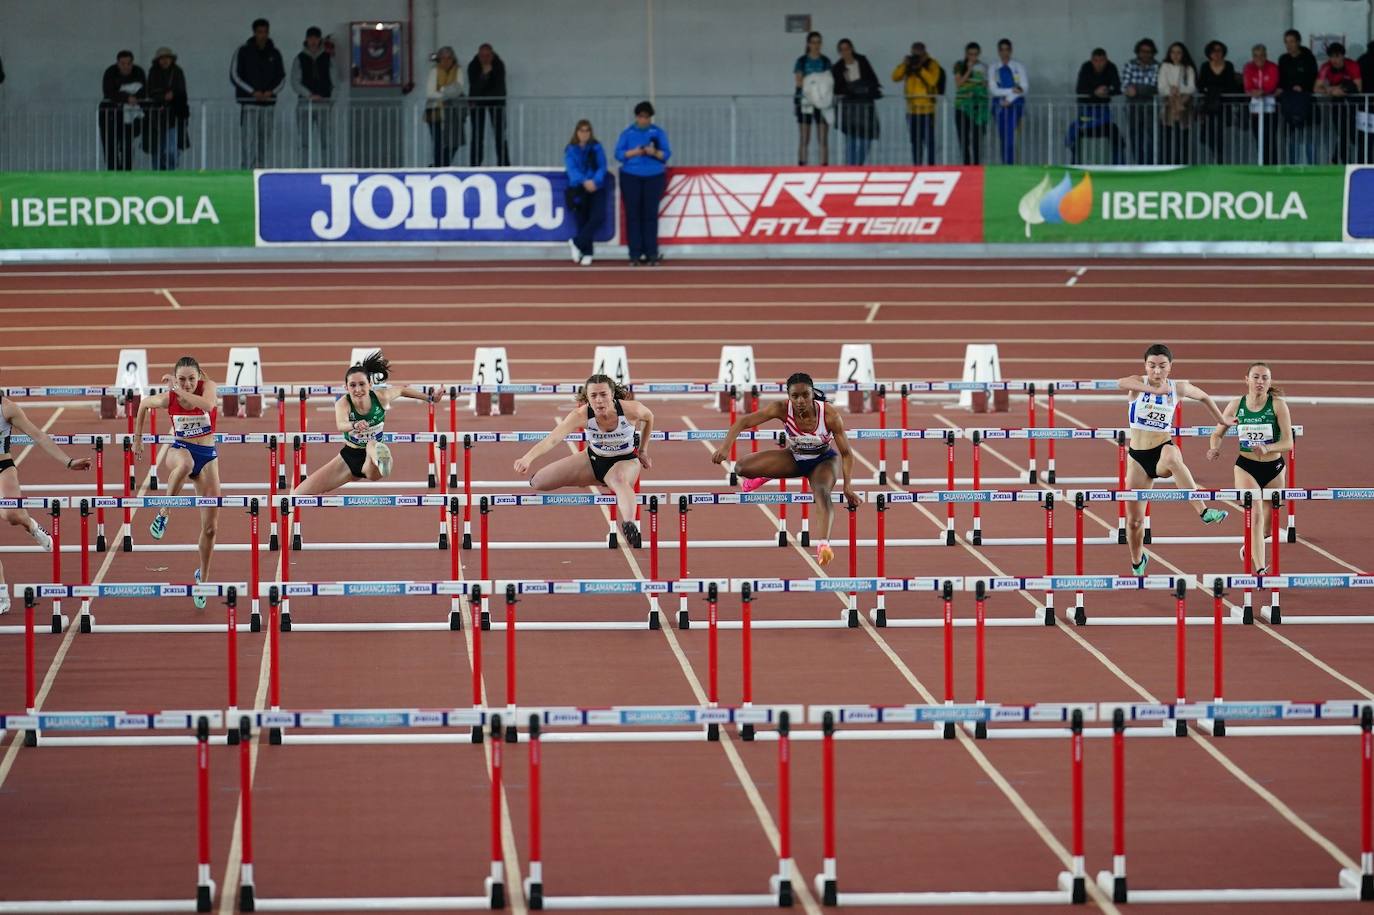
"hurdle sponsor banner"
0,172,255,249
1344,165,1374,240
656,166,984,244
985,166,1344,242
254,168,617,245
1205,573,1374,589
979,575,1186,592
1,710,224,731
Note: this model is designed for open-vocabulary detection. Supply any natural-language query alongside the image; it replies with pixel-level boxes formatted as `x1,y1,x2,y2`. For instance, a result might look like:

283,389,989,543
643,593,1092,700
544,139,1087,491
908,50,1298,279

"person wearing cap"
291,26,333,167
99,50,146,171
145,47,189,170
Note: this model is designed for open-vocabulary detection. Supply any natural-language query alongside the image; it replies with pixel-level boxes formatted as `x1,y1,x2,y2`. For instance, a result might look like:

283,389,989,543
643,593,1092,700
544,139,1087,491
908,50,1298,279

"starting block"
962,344,1008,413
222,347,264,418
837,343,880,412
101,349,148,419
471,347,515,415
715,345,757,411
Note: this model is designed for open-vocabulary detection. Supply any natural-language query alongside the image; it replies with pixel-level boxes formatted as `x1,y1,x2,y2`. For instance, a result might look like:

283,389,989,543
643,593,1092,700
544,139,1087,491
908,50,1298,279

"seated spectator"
1196,40,1239,163
990,38,1028,164
952,42,989,165
1069,48,1124,164
794,31,833,166
1244,44,1279,164
144,48,189,171
425,46,465,167
892,42,942,164
99,50,146,171
1278,29,1318,163
564,119,608,266
1122,39,1160,163
1316,42,1362,163
1158,42,1196,164
831,38,881,165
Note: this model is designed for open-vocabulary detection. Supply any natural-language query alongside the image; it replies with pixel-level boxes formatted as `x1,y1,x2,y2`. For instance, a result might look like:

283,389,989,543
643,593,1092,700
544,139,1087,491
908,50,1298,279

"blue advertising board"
1345,165,1374,240
255,168,617,244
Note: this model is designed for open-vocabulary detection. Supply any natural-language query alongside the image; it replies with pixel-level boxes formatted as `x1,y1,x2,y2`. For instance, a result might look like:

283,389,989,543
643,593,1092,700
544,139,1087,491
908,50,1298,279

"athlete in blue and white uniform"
1117,344,1232,575
0,392,92,614
514,374,654,548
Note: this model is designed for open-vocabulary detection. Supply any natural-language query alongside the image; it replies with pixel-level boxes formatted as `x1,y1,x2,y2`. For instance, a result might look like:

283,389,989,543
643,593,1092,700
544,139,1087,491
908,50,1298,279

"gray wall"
2,0,1367,105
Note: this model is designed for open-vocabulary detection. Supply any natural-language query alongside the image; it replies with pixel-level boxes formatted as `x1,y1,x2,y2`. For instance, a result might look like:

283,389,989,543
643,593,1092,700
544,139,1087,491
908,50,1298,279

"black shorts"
340,445,368,480
0,458,15,476
588,450,638,484
1236,454,1285,489
1128,443,1167,480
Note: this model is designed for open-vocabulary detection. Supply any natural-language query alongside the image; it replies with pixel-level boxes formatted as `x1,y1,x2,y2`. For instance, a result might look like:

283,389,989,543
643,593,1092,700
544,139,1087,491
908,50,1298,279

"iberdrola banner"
984,166,1344,243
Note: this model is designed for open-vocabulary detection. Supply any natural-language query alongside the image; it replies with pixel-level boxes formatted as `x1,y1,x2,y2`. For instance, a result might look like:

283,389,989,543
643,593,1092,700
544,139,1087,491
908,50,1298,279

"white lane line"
865,302,881,322
937,414,1361,871
677,417,1121,914
1066,267,1087,287
160,288,182,310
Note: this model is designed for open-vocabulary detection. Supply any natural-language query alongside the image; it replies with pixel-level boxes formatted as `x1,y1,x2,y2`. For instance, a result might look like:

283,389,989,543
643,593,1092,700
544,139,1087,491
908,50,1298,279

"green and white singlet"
1235,393,1277,453
344,392,386,447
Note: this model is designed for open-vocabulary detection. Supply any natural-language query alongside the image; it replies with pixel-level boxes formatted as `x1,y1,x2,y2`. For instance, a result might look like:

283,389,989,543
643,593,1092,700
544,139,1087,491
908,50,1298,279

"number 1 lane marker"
160,288,182,309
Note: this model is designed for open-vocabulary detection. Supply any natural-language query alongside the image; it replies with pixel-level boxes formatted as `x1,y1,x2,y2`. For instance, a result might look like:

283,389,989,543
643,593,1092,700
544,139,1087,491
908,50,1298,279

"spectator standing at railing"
467,44,510,166
1196,41,1239,164
1244,44,1279,164
290,27,333,168
143,48,189,171
1069,48,1124,164
615,101,671,266
892,42,942,165
1316,43,1362,164
1122,39,1160,164
424,46,465,167
952,43,989,165
1359,45,1374,163
1157,42,1196,164
989,39,1028,164
564,119,607,267
1278,29,1318,163
231,18,286,169
794,31,833,166
99,50,146,171
832,38,881,166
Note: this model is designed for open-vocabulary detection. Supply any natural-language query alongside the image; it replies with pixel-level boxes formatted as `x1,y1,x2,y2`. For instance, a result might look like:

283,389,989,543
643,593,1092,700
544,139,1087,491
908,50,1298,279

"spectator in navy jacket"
468,44,510,166
100,50,146,171
231,18,286,169
565,120,608,266
615,101,671,266
290,26,333,167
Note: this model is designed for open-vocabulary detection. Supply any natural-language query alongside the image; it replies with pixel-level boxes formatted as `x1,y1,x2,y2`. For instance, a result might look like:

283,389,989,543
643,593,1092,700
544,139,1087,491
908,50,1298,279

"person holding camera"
565,119,607,267
615,101,671,266
892,42,943,164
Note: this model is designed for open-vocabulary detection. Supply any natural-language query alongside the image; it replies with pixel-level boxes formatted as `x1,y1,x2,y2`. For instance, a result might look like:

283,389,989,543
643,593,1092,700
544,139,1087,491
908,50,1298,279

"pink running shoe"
815,541,835,566
739,475,768,493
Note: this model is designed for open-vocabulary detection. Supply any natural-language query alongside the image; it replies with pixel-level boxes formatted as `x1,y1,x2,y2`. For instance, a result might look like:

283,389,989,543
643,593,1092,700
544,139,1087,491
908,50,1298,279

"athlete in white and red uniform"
713,371,859,566
133,356,221,609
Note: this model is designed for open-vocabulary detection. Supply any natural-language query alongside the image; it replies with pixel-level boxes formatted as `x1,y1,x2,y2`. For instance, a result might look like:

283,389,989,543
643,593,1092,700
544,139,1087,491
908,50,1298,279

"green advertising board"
984,166,1343,243
0,172,255,248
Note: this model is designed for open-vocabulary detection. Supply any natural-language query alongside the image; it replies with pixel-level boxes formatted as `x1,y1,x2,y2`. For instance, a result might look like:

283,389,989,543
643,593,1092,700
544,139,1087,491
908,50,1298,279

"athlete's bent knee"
1128,518,1144,531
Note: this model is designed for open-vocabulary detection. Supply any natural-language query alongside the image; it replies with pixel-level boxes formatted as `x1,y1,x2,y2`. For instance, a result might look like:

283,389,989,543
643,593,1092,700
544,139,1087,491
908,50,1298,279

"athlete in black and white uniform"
0,393,92,614
514,374,654,547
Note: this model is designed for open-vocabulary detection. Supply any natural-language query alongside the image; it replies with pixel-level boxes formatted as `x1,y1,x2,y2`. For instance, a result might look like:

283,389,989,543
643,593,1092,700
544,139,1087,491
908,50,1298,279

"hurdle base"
239,884,257,912
1072,605,1087,626
291,534,302,551
873,607,886,627
471,725,483,744
52,613,68,634
524,879,543,910
741,723,755,741
250,612,263,633
96,534,107,552
1263,602,1283,624
122,534,133,552
647,609,661,630
197,882,213,913
269,533,279,552
487,877,505,909
1098,870,1363,904
269,727,282,745
707,723,720,742
279,611,293,632
449,609,463,630
462,533,473,550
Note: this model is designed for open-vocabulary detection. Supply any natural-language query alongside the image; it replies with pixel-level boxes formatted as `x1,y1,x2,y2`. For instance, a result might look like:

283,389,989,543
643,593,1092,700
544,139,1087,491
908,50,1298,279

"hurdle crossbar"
1203,572,1374,626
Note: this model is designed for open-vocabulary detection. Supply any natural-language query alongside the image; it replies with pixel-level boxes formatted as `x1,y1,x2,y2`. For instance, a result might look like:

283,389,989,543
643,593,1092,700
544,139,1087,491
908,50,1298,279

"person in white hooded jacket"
793,31,834,165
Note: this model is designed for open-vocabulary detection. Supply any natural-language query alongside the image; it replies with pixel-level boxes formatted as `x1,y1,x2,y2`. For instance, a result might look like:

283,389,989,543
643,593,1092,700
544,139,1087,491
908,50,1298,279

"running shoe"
621,521,642,549
1131,553,1149,576
1240,545,1267,576
568,239,581,264
193,568,206,610
739,475,767,493
149,512,168,540
29,522,52,552
1200,508,1228,524
373,442,394,478
579,255,594,267
0,591,9,615
816,541,834,566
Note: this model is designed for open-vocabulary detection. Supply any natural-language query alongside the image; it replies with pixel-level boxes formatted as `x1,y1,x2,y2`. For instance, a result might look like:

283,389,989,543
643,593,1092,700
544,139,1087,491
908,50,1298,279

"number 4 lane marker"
1065,267,1087,287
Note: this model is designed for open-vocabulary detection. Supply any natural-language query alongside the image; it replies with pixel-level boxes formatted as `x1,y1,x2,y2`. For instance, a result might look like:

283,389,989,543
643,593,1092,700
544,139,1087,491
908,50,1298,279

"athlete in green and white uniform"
292,350,442,496
1208,361,1294,572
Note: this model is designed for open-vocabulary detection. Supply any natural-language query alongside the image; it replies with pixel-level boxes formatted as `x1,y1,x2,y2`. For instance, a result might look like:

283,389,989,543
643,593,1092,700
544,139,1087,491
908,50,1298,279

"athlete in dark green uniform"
292,351,441,496
1208,361,1294,572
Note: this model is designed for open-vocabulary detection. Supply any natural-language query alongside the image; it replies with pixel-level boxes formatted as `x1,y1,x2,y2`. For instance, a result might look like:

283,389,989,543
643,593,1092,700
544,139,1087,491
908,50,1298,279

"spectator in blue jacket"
565,119,608,266
614,101,671,266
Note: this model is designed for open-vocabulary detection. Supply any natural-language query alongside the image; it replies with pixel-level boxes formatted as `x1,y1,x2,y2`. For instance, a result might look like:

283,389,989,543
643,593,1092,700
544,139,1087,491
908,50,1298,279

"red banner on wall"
657,166,984,244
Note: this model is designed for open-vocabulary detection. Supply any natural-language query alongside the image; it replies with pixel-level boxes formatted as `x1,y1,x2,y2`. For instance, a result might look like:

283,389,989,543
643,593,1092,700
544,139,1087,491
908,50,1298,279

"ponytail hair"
174,355,202,375
1247,362,1284,398
577,373,630,404
785,371,826,402
346,350,391,385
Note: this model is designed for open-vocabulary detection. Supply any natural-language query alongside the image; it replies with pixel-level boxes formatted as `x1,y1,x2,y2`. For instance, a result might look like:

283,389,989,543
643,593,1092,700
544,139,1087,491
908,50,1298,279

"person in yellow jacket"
892,42,943,164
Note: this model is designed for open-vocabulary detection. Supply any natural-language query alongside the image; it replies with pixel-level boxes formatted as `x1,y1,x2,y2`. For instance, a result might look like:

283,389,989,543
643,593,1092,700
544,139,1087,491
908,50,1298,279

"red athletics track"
0,259,1371,914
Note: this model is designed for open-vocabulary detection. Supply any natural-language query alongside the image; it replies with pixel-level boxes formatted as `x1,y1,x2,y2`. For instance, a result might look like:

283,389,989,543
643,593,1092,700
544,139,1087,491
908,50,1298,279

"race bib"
1237,423,1274,446
351,421,383,443
172,413,211,436
789,434,826,455
1133,400,1172,430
